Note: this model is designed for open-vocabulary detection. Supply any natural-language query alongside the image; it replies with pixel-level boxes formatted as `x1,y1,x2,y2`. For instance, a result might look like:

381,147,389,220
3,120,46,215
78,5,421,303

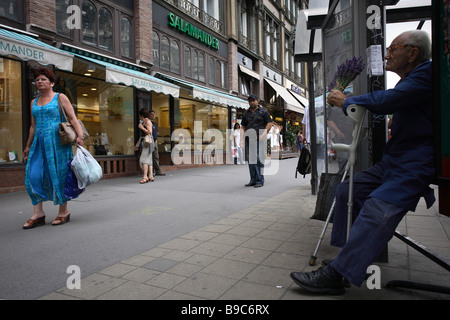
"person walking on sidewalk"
135,108,154,183
240,94,272,188
149,110,165,176
233,123,244,165
290,30,435,294
22,68,84,229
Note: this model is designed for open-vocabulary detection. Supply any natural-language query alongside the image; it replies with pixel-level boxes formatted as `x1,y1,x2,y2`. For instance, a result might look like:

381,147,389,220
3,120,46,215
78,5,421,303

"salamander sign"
168,12,219,50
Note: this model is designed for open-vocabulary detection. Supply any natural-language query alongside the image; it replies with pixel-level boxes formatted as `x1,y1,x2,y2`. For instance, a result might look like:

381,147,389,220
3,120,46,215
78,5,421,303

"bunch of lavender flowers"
327,56,365,92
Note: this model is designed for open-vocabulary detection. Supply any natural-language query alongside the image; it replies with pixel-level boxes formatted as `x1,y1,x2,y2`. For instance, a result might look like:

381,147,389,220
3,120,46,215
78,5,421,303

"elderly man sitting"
291,30,435,295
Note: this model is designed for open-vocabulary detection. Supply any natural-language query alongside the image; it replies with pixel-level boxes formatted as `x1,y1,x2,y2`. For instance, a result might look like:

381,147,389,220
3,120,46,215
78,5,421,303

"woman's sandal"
52,214,71,226
149,176,154,182
140,177,149,184
23,216,46,230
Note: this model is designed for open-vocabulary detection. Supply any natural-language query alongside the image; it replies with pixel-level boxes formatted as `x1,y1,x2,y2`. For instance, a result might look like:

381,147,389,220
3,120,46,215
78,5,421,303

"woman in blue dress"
22,68,84,229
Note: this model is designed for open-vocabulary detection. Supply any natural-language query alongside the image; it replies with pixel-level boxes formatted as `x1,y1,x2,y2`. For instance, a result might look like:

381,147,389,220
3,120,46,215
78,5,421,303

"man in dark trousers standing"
240,94,273,188
149,110,165,176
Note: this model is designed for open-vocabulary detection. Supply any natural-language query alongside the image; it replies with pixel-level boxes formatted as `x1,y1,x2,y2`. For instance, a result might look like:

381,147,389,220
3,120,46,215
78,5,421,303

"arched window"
82,1,97,46
170,41,180,74
121,17,132,58
192,50,198,80
99,7,113,51
184,46,191,77
198,53,205,82
56,0,71,37
160,36,170,70
209,57,215,85
215,60,221,86
152,31,160,67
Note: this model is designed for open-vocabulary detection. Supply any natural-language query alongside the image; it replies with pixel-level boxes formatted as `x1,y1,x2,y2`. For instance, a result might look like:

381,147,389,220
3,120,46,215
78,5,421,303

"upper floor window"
121,17,132,58
56,0,71,37
185,46,205,82
0,0,19,20
98,7,113,51
56,0,134,59
264,13,280,69
285,32,294,76
182,0,224,35
153,30,225,87
82,1,98,47
237,1,257,52
154,34,180,75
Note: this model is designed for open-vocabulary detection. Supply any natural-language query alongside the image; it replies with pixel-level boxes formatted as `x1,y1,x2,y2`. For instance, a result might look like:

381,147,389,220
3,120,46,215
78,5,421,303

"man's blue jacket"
343,60,435,211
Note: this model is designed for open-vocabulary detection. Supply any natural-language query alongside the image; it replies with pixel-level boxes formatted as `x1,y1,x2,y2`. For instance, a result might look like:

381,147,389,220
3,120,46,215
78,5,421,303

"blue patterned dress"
25,93,73,205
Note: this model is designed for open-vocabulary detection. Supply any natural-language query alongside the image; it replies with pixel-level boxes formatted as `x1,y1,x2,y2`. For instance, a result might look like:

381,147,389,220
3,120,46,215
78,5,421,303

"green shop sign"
168,13,219,50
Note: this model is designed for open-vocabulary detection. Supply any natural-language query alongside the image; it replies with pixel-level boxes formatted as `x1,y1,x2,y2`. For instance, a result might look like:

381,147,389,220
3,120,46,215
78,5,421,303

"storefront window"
174,98,228,152
150,92,171,152
55,71,134,157
0,58,22,164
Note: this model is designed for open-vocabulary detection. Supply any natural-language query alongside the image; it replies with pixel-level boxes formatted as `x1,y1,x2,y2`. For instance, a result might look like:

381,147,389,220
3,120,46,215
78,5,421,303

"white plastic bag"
71,146,103,189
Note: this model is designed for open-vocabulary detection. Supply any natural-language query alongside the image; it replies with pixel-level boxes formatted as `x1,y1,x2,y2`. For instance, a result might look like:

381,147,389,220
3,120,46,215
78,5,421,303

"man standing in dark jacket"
241,94,273,188
291,30,435,294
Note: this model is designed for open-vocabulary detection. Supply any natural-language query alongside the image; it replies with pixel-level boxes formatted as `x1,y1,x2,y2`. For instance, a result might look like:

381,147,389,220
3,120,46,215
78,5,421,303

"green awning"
0,27,73,71
75,55,180,97
157,73,249,109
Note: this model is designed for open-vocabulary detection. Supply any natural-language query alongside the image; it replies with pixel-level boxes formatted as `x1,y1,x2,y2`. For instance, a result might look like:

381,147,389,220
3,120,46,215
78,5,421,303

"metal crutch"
309,104,367,266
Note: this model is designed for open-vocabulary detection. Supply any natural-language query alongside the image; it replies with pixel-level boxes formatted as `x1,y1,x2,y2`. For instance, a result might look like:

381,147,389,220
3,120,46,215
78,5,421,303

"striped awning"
0,27,73,71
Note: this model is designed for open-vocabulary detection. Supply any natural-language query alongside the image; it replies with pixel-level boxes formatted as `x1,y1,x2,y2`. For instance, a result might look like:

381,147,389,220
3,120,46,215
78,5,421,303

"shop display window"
55,71,134,157
174,98,228,151
0,58,22,164
150,92,171,153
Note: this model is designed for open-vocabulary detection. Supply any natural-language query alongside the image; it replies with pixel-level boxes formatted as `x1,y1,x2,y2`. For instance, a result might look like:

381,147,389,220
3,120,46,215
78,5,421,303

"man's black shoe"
254,183,263,188
245,183,256,187
290,265,345,295
155,172,166,176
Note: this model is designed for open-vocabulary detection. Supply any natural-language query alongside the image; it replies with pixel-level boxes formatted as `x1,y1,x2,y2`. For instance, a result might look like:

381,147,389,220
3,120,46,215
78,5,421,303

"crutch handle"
331,105,367,169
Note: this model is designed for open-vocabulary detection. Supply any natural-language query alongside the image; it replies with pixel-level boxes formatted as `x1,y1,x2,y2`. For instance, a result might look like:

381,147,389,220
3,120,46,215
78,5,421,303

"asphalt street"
0,157,307,300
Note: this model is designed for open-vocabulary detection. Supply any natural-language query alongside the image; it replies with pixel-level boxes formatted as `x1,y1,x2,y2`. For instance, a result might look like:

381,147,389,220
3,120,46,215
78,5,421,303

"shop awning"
75,55,180,97
238,65,260,80
0,27,73,71
288,90,308,113
265,79,305,114
157,73,249,110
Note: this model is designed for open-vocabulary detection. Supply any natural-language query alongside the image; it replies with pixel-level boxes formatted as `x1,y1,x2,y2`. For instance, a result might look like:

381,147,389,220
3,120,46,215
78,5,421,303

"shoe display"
290,265,346,295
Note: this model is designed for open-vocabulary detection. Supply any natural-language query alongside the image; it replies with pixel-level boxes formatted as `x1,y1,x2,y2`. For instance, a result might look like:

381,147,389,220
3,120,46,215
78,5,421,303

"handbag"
58,94,89,145
144,134,153,147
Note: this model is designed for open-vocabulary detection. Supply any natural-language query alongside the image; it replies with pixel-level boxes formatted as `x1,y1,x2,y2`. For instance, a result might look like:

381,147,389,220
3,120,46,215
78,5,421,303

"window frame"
55,0,135,60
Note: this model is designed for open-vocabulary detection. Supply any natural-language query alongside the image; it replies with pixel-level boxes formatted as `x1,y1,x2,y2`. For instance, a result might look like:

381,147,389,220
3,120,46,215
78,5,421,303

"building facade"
0,0,308,193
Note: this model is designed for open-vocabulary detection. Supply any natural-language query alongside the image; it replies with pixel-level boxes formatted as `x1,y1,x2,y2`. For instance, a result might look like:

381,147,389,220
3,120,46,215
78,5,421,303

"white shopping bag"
71,146,103,189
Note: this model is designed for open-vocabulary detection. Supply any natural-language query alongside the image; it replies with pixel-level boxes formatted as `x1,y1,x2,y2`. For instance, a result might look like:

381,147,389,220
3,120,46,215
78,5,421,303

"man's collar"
249,104,259,112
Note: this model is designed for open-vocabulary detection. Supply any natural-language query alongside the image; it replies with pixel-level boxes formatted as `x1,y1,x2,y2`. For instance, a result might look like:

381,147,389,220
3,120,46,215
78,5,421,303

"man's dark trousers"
245,138,266,185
